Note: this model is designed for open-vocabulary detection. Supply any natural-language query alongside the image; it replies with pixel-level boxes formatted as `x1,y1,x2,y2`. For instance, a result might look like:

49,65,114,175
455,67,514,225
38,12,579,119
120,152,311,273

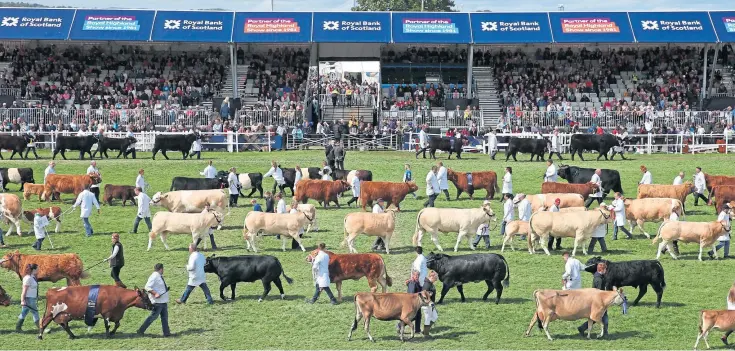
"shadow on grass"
551,330,647,340
635,301,685,308
222,294,308,302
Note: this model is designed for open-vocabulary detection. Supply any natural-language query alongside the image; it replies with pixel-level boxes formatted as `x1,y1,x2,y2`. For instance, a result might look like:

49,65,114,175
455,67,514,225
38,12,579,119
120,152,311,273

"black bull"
505,137,548,162
152,133,200,160
569,134,620,161
584,256,666,308
429,137,466,160
0,134,31,160
556,165,623,197
170,176,228,191
92,136,136,159
203,255,293,301
52,135,98,160
426,252,510,304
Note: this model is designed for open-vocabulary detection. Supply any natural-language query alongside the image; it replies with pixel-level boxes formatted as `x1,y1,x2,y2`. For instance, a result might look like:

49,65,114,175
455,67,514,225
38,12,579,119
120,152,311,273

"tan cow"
23,183,46,201
342,210,397,254
412,202,496,252
695,310,735,349
243,211,313,252
623,198,682,239
348,290,434,342
637,182,695,213
653,220,730,261
0,194,22,237
147,211,224,251
286,203,318,233
500,220,530,253
525,288,627,341
528,206,613,256
528,193,585,213
151,189,227,229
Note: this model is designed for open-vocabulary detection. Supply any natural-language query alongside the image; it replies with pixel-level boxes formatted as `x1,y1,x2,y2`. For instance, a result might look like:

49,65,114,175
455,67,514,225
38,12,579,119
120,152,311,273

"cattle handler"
578,262,609,337
104,233,126,288
306,243,338,305
16,263,40,332
562,252,582,290
176,244,213,305
137,263,171,337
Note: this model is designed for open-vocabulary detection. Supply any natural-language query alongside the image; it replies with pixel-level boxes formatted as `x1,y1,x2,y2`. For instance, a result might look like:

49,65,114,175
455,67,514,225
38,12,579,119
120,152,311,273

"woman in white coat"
424,166,440,208
227,167,241,207
486,130,498,160
307,243,337,305
264,161,286,194
501,167,513,197
436,162,450,201
609,193,633,240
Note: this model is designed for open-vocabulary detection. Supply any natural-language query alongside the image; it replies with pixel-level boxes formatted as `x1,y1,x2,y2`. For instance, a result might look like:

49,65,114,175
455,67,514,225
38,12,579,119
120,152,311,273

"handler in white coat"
548,129,563,160
609,192,633,240
673,171,685,185
502,167,513,196
639,165,652,185
584,169,604,208
693,167,708,206
436,162,450,201
562,251,582,290
307,243,337,305
544,159,557,182
708,203,732,259
346,174,361,207
176,244,213,304
416,126,429,159
264,161,286,194
31,212,49,250
73,185,100,237
486,130,498,160
228,167,240,207
424,166,440,208
200,161,216,179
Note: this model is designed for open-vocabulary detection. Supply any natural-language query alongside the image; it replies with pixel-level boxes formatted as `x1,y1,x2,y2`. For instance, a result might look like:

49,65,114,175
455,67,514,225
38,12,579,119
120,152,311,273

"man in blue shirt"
251,199,263,212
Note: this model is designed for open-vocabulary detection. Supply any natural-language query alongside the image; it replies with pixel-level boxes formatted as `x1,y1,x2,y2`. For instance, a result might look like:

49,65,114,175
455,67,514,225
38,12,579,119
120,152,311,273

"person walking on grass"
176,244,213,305
31,212,49,251
137,263,171,337
424,166,439,208
609,192,633,240
73,185,100,237
306,243,338,305
104,233,126,288
709,203,732,259
584,169,603,208
639,165,652,185
403,164,418,199
547,198,562,251
86,160,101,203
228,167,240,207
562,252,582,290
346,173,361,207
437,162,450,201
16,263,39,332
131,187,152,234
577,262,609,337
693,167,708,206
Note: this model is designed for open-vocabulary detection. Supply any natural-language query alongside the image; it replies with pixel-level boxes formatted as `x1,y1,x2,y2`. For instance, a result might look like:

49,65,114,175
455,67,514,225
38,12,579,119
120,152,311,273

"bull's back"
330,254,383,280
441,255,506,283
217,256,280,282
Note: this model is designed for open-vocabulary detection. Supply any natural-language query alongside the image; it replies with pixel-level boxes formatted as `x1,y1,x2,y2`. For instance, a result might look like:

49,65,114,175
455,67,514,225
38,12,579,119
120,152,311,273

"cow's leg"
493,279,504,304
482,280,495,301
430,230,443,252
219,282,228,300
364,315,374,342
437,283,451,304
293,234,306,252
456,284,466,302
571,237,579,256
632,284,648,306
110,320,120,336
541,235,552,256
335,281,343,302
656,240,667,259
578,150,585,161
525,312,539,337
384,234,391,255
230,283,237,300
104,318,111,337
273,278,285,299
162,150,169,160
160,234,170,250
281,236,287,252
61,149,68,160
667,242,678,260
61,322,76,339
699,244,705,261
651,283,664,308
454,231,467,252
259,280,271,302
542,316,554,341
587,319,594,339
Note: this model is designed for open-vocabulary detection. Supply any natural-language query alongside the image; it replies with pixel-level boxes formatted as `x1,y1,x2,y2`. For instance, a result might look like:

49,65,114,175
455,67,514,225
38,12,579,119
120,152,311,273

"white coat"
145,271,169,304
312,250,331,287
517,199,531,221
73,190,100,218
502,172,512,194
673,176,683,185
640,171,652,185
191,139,202,152
562,258,583,290
717,211,731,242
320,166,332,181
351,176,360,198
544,164,557,182
201,165,217,179
412,254,428,288
486,132,498,151
610,198,627,227
86,166,100,188
418,130,428,148
126,131,136,149
44,166,55,183
591,224,607,238
437,167,449,190
33,214,49,239
264,167,285,185
426,171,439,196
503,199,515,222
135,175,147,191
136,192,151,218
277,199,286,214
694,172,706,194
294,170,302,188
550,134,560,152
728,297,735,311
228,172,240,195
590,173,603,198
186,251,207,286
372,204,384,214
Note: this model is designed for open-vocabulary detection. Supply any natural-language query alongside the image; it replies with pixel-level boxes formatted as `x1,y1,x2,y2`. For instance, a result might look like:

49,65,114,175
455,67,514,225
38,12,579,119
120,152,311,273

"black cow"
216,171,265,198
332,169,374,182
505,137,547,162
203,255,293,301
92,136,137,159
428,136,465,160
0,134,31,160
170,175,227,191
279,167,320,195
584,256,666,308
0,168,35,191
426,252,510,304
569,134,620,161
52,135,98,160
152,133,200,160
557,165,623,197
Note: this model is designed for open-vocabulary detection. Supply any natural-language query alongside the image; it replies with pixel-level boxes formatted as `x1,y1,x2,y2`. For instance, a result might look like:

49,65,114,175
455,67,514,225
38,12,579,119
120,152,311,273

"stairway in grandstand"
321,106,374,124
220,64,251,99
473,67,502,129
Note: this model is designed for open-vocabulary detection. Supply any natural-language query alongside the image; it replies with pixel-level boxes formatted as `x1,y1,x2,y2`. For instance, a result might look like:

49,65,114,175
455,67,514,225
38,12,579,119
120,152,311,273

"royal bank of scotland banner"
0,8,74,40
312,12,390,43
710,11,735,43
69,9,155,41
232,12,312,43
629,12,717,43
470,12,552,44
548,12,634,43
152,11,234,42
391,12,471,43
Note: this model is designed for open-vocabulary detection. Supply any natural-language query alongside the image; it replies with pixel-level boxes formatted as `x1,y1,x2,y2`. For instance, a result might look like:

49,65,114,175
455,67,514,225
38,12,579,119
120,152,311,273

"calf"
584,256,666,308
696,310,735,349
426,252,510,304
306,250,392,302
23,183,46,201
623,198,682,238
348,290,434,342
359,181,418,211
342,210,397,254
203,255,293,302
653,220,730,261
22,206,62,234
413,203,496,252
447,169,499,200
0,167,35,191
500,220,530,252
294,179,350,208
102,185,137,206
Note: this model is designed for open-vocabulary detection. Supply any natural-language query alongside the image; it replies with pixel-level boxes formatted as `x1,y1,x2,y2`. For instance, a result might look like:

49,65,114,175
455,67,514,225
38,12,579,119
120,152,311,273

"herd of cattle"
3,155,735,346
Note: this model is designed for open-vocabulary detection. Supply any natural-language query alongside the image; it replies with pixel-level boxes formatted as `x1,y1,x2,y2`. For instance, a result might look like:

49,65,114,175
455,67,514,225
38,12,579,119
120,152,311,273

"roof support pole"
229,43,238,99
466,44,474,99
701,44,709,106
708,43,720,97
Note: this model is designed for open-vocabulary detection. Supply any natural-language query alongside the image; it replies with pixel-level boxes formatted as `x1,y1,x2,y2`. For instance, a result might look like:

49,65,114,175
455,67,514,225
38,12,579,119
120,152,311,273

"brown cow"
359,181,419,211
446,169,499,200
711,186,735,212
695,309,735,349
637,182,695,213
0,284,10,306
541,182,598,200
705,173,735,203
0,251,89,285
102,184,137,206
38,285,152,339
348,290,434,342
43,173,102,202
23,183,46,201
294,179,350,208
22,206,62,234
306,249,392,301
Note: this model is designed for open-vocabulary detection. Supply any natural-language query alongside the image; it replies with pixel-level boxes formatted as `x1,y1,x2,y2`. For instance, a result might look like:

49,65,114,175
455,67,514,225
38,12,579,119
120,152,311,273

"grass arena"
0,149,734,350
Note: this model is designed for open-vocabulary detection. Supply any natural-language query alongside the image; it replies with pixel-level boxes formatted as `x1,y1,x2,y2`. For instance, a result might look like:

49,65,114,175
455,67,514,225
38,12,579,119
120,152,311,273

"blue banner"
391,12,471,43
0,8,74,40
470,12,552,43
69,9,155,41
312,12,390,43
152,11,233,42
548,12,634,43
710,11,735,43
629,12,717,43
232,12,311,43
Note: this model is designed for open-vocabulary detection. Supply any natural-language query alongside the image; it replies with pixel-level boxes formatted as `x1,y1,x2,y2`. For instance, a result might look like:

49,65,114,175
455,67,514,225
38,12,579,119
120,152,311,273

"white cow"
243,211,313,252
412,202,496,252
151,189,227,228
286,203,318,233
528,206,613,256
148,210,223,251
342,210,397,254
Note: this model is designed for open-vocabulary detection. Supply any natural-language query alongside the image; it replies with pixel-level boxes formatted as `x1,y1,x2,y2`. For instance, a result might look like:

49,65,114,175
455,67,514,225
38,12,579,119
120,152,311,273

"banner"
312,12,390,43
391,12,471,43
232,12,311,43
548,12,634,43
710,11,735,43
0,8,74,40
470,12,552,43
69,9,155,41
152,11,233,42
629,11,717,43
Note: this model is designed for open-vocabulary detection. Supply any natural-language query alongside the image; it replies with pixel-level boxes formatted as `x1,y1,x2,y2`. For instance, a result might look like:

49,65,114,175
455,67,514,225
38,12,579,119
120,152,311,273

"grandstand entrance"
317,60,379,126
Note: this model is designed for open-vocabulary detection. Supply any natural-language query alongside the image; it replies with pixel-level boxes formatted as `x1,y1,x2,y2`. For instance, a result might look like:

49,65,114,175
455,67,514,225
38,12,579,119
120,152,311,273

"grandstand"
0,8,733,142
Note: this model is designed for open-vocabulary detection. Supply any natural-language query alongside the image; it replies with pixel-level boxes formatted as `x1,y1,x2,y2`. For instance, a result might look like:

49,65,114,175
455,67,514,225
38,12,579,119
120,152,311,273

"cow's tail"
532,290,543,330
528,212,538,249
277,259,293,285
698,310,704,334
498,254,510,287
412,209,424,246
379,256,393,287
341,216,348,248
652,221,667,245
655,260,666,289
494,175,500,193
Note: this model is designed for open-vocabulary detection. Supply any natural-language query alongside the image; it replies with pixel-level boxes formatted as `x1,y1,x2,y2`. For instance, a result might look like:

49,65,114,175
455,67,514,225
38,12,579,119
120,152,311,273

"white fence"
504,110,734,129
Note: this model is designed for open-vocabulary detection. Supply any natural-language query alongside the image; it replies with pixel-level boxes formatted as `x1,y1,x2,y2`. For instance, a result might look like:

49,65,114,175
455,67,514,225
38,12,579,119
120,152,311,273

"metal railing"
381,110,482,128
233,109,305,128
0,108,213,129
502,110,734,129
288,133,402,151
319,93,376,108
0,87,21,97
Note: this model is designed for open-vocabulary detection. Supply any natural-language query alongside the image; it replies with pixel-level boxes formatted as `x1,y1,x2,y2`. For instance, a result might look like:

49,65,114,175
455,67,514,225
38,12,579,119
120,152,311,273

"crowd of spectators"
246,47,309,114
1,44,226,109
318,75,378,107
381,46,468,64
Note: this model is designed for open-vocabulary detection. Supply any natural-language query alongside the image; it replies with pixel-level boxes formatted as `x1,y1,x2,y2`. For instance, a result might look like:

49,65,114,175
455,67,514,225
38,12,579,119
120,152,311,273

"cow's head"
385,208,399,219
150,192,166,206
217,174,229,189
583,256,608,273
406,182,419,193
446,169,458,182
683,181,696,194
556,165,571,180
597,205,614,223
134,286,154,311
204,255,217,274
338,180,350,192
208,211,224,225
481,201,495,219
87,173,102,185
611,287,628,314
0,250,21,275
305,249,335,263
417,290,433,306
126,136,138,144
426,252,449,271
586,182,599,192
0,284,11,306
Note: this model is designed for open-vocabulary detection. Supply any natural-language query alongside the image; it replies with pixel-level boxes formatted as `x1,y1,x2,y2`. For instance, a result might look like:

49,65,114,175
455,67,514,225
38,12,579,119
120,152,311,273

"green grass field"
0,149,733,349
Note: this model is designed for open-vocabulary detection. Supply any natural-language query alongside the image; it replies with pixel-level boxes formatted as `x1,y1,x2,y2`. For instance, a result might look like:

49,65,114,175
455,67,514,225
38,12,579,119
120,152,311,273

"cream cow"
342,210,397,254
0,194,22,237
528,193,585,213
528,206,613,256
243,211,313,252
412,202,496,252
148,210,223,251
653,220,730,261
286,203,318,233
624,198,682,239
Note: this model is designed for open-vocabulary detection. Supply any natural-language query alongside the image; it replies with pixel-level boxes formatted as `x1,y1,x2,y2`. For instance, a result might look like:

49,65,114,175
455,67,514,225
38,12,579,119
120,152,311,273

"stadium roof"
0,8,733,44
